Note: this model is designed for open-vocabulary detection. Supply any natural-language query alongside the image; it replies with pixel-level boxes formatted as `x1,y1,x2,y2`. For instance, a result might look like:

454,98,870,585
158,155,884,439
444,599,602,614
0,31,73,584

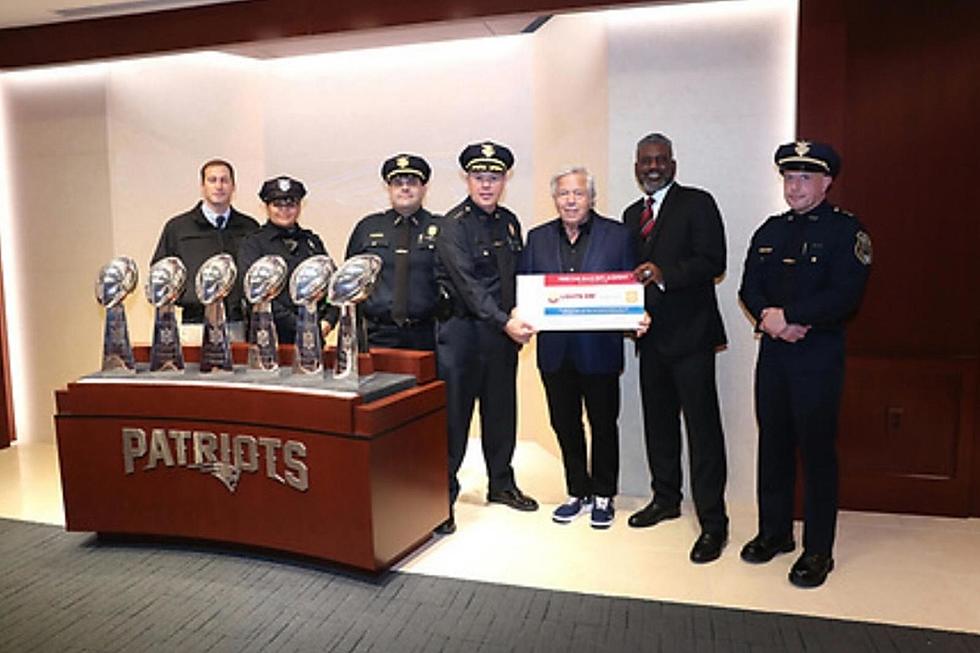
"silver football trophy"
145,257,187,372
244,255,288,372
328,254,383,387
95,256,139,373
195,253,237,373
289,254,336,374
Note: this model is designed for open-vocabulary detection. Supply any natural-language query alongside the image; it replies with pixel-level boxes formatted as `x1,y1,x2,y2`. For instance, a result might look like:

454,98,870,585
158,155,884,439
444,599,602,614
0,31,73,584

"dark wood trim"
0,0,638,69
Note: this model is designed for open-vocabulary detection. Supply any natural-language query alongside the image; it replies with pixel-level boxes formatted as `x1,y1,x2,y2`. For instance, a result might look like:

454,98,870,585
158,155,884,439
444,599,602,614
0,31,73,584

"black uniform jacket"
622,182,727,357
152,201,259,323
738,200,871,331
237,221,337,342
435,197,523,331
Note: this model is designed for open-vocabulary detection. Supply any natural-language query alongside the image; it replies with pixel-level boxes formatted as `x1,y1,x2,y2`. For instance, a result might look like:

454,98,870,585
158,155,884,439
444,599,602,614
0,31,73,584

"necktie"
391,218,412,326
496,218,516,312
215,215,227,230
639,196,656,238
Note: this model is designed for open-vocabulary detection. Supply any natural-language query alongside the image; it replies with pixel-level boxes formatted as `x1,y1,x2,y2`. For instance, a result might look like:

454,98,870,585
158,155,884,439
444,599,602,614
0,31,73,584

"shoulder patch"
854,230,873,265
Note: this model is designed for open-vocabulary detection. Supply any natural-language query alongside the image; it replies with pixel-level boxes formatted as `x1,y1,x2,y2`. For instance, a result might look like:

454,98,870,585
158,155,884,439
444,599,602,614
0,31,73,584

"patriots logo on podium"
199,461,242,493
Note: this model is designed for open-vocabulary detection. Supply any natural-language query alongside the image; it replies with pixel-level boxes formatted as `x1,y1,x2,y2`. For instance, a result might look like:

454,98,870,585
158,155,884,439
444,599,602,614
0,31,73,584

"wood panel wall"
799,0,980,516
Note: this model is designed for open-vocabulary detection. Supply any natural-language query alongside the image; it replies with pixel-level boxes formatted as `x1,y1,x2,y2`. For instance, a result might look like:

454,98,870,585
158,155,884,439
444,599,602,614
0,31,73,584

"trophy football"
288,254,336,374
195,253,237,373
328,254,383,387
95,256,139,373
145,256,187,372
243,255,288,372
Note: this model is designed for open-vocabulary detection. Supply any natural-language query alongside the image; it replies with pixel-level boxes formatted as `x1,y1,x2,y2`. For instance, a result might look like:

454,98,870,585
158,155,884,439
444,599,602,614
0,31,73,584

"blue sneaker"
552,496,593,523
591,496,615,529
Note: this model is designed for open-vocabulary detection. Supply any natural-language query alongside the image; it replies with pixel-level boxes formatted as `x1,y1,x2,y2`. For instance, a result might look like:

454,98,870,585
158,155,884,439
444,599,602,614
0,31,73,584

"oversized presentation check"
516,272,645,331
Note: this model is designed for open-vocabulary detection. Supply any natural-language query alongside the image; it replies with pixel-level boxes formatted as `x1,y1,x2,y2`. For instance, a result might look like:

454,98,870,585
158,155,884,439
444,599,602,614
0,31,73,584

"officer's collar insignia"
794,141,811,156
396,156,409,169
854,231,873,265
482,143,496,157
427,224,438,237
277,178,291,192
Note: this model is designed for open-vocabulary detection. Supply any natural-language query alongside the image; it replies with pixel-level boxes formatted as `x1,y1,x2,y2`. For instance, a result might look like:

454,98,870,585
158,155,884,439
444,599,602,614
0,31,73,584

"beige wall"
0,0,797,503
0,69,115,446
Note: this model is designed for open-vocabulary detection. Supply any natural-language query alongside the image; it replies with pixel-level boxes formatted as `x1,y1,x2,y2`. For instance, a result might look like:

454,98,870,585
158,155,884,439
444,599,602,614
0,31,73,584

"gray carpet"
1,519,977,652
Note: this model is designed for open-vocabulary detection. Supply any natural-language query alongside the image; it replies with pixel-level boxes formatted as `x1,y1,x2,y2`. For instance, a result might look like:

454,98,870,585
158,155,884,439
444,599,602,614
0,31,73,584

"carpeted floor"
1,519,977,653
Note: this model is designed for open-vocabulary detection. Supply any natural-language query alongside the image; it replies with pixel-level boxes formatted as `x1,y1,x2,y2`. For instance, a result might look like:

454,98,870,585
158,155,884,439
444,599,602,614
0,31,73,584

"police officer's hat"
775,141,841,178
258,176,307,203
458,141,514,173
381,154,431,184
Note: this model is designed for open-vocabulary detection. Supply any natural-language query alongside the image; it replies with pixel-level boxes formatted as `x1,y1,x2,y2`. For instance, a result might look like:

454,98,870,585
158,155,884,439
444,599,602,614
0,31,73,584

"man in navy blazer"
521,167,644,529
623,133,730,564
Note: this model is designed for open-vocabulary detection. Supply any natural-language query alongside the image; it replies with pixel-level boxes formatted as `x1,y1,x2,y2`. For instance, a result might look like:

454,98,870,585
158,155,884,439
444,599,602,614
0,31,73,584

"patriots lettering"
122,427,309,493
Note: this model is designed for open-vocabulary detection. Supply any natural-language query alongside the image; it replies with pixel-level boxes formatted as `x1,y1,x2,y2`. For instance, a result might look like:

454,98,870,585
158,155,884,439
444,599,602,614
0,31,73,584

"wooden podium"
54,346,447,572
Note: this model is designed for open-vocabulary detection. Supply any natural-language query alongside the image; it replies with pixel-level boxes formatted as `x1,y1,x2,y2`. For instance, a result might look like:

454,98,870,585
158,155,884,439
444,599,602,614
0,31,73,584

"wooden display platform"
54,347,447,571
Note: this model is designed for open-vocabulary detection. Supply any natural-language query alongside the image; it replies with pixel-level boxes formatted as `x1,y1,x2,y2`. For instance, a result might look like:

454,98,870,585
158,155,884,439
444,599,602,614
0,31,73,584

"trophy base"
87,364,415,403
99,357,137,376
242,366,280,378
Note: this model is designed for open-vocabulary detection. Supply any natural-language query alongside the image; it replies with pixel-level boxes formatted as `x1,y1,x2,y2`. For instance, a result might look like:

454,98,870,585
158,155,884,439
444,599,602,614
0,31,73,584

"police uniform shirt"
345,208,441,323
739,200,872,330
435,197,523,330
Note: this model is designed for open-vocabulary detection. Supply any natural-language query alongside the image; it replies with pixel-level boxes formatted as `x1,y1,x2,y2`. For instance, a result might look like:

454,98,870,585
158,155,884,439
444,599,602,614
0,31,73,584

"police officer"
345,154,441,351
434,141,538,534
237,176,338,346
738,141,871,588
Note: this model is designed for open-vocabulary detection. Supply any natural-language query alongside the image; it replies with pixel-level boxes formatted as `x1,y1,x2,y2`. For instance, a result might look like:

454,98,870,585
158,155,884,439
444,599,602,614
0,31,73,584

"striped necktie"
639,196,656,238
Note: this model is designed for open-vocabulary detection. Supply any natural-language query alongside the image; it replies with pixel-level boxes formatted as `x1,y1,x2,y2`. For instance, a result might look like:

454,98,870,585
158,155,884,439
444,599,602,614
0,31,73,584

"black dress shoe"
690,531,727,563
740,533,795,564
789,552,834,588
627,501,680,528
487,488,539,512
434,515,456,535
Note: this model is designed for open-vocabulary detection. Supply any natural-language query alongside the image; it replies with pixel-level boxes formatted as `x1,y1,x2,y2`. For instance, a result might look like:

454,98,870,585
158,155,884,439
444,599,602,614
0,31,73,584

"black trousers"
638,340,728,535
436,316,518,505
541,368,620,499
366,320,436,351
755,334,844,556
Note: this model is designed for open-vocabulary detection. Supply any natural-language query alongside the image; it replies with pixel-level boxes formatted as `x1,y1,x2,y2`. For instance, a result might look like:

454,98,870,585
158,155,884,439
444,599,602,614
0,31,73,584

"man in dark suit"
521,167,646,529
153,159,259,342
623,133,730,563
